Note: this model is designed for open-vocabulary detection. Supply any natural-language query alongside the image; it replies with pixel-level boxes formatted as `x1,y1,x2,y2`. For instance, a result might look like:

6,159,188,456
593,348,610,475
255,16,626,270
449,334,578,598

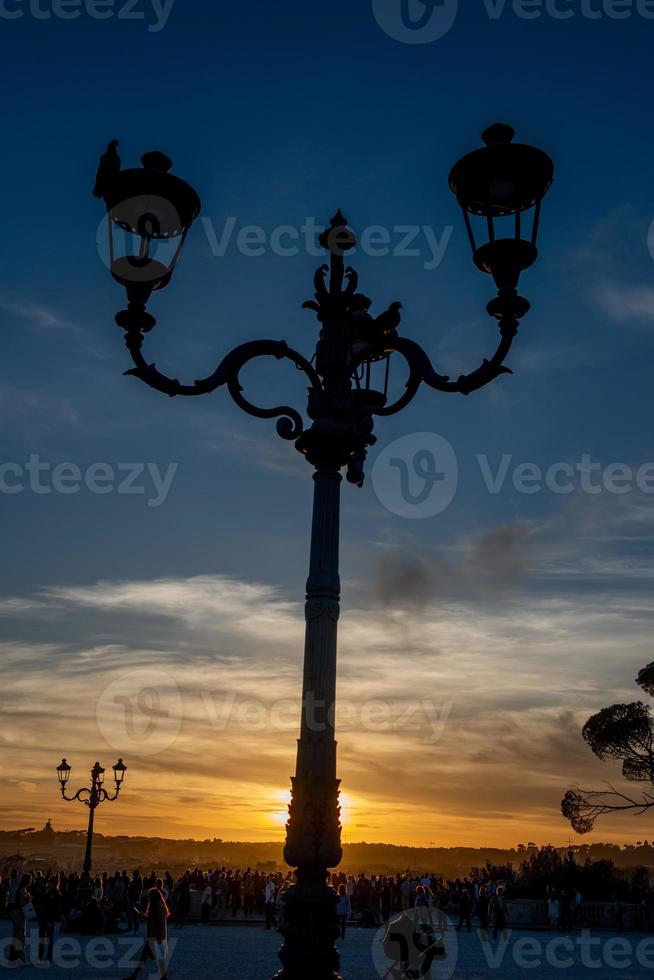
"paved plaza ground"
3,921,654,978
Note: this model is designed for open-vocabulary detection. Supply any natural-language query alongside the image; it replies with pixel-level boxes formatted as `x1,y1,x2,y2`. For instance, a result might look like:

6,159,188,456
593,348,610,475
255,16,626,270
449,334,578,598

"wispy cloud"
570,206,654,328
0,386,82,432
596,282,654,324
0,299,78,333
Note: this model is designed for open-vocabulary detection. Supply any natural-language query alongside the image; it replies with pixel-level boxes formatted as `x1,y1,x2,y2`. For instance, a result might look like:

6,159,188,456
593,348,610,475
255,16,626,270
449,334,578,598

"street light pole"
93,124,553,979
83,790,96,876
56,759,127,878
280,453,344,977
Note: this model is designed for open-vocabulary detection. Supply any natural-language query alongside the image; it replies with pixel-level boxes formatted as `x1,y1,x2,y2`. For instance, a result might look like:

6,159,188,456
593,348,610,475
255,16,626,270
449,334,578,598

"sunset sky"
3,1,654,849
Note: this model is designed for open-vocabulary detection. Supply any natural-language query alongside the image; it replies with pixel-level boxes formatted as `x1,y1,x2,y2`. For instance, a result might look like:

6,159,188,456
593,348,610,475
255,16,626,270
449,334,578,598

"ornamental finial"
481,123,515,146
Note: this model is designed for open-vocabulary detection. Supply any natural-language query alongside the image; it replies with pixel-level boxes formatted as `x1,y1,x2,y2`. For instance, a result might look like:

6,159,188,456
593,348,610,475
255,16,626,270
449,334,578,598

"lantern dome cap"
140,151,173,172
449,123,553,218
102,152,201,239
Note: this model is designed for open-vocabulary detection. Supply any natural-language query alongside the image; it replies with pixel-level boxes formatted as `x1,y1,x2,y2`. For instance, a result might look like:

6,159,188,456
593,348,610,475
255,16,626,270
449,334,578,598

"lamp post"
56,758,127,877
94,123,553,980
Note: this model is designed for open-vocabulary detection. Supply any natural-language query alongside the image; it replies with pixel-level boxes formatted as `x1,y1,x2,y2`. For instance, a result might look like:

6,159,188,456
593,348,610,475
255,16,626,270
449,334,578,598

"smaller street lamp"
56,758,127,877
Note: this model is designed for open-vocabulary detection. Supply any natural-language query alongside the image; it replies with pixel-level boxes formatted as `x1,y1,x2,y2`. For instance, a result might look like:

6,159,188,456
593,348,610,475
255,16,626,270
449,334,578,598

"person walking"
489,886,509,942
477,885,490,941
111,871,126,922
200,881,213,925
229,875,242,919
336,885,351,940
276,881,290,931
123,886,170,980
435,884,449,932
456,888,472,932
414,885,433,930
127,872,143,935
8,873,32,966
264,878,277,930
380,878,392,924
400,876,412,911
172,875,190,929
242,872,254,919
37,876,61,962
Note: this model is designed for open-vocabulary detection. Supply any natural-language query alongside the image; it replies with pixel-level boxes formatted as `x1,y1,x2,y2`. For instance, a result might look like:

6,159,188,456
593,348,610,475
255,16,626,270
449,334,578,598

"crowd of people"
0,863,584,973
1,868,177,976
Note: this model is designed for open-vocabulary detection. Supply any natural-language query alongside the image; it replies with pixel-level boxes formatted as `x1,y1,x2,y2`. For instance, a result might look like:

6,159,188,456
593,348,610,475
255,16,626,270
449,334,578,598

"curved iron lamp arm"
61,785,121,806
361,318,517,418
111,209,534,483
62,787,92,804
123,332,322,441
97,786,121,803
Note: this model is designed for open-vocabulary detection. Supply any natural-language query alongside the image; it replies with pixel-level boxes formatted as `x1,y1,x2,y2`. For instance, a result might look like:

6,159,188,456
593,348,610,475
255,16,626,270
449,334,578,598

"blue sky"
2,0,654,845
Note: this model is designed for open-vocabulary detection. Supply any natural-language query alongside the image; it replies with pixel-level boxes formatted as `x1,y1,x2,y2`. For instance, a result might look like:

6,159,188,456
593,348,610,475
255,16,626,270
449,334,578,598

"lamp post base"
272,870,342,980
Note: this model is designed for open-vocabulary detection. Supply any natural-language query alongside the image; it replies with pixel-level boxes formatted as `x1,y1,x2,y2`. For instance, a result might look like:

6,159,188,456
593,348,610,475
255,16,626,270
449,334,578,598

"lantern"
56,758,71,791
113,758,127,788
100,150,201,306
449,123,553,292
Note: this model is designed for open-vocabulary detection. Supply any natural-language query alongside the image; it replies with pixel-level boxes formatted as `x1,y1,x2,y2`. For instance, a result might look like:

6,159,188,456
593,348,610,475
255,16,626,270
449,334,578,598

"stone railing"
506,899,648,931
178,890,650,930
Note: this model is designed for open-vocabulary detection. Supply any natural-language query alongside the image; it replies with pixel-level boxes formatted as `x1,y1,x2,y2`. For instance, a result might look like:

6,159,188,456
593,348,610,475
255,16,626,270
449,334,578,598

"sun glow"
269,789,291,829
266,789,355,834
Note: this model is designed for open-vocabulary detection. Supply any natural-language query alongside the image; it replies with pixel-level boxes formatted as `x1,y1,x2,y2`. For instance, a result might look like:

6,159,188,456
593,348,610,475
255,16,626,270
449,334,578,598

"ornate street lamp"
56,758,127,876
94,124,552,980
449,122,553,313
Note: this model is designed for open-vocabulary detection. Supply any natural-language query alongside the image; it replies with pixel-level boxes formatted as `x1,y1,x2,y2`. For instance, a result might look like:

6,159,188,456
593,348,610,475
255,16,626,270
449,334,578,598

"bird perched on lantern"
374,301,402,336
347,296,402,348
92,140,121,198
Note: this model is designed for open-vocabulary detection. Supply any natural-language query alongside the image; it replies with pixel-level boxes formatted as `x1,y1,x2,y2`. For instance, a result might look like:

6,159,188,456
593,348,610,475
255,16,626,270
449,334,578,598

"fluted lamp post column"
93,123,553,979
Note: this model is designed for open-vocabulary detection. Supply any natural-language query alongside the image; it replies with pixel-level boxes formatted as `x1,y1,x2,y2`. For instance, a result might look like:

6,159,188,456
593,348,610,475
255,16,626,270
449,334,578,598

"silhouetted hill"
2,824,654,876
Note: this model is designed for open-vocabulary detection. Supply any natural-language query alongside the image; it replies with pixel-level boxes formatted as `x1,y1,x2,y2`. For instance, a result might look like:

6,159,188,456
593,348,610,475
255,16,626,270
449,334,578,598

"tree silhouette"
562,663,654,833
